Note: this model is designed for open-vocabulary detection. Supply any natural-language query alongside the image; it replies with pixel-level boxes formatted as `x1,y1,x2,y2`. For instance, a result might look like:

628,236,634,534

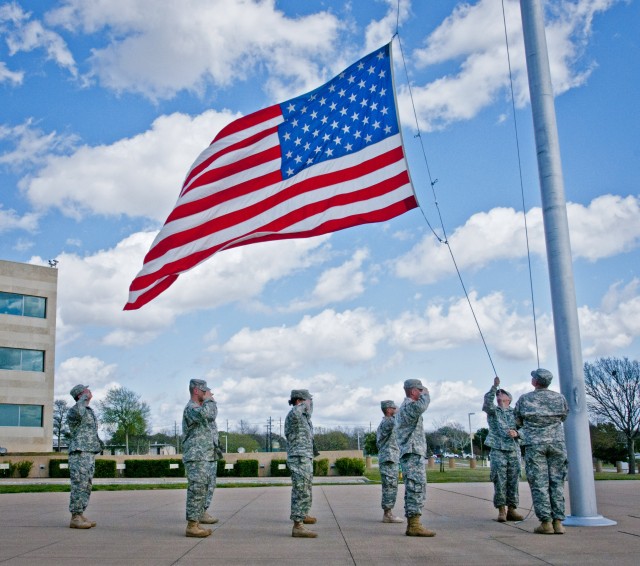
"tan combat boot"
186,520,212,538
405,515,436,537
292,521,318,538
534,521,554,534
552,519,565,534
199,511,219,524
81,514,96,527
497,505,507,522
70,514,91,529
506,507,524,521
302,515,317,524
382,509,403,523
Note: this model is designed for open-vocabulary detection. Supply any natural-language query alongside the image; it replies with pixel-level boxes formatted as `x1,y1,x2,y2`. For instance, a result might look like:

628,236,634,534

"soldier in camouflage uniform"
182,378,219,538
514,368,569,535
67,384,103,529
285,389,317,538
376,400,403,523
483,376,523,522
395,378,435,537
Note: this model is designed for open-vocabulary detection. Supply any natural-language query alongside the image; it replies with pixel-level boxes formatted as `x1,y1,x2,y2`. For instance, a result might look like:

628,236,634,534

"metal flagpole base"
563,515,617,527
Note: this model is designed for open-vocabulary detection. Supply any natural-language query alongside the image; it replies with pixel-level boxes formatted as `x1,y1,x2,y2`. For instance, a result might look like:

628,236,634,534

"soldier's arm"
202,398,217,422
66,395,89,425
483,386,497,415
513,400,523,428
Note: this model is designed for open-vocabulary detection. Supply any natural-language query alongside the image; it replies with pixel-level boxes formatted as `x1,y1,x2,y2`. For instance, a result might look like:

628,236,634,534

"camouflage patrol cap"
70,384,88,399
189,378,211,392
381,400,396,410
290,389,312,400
531,368,553,387
403,378,425,390
496,389,513,401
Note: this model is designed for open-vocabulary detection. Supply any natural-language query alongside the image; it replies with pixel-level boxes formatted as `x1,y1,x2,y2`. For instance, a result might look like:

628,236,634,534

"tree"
53,399,70,450
314,429,350,451
474,427,489,458
589,422,626,466
98,387,151,455
364,432,377,456
584,357,640,475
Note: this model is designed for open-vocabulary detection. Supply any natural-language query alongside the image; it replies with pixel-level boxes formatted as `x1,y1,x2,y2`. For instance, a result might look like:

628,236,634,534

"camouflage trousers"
399,453,426,518
524,442,567,521
379,460,399,510
489,448,520,508
184,460,217,521
288,455,313,522
69,451,95,514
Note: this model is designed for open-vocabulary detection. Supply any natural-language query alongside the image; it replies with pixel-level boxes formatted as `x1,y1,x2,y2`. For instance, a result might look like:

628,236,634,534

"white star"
330,120,339,129
384,125,392,134
283,132,291,141
362,116,369,125
287,103,295,113
321,116,328,125
339,88,346,97
340,107,348,116
370,102,378,110
294,137,302,146
342,124,350,134
301,106,307,114
322,133,330,142
319,97,327,106
358,79,366,88
294,155,302,164
304,142,310,150
369,84,377,93
312,129,320,137
286,150,293,158
364,134,372,142
349,93,357,103
291,119,299,127
286,167,294,176
333,136,342,145
378,70,386,79
381,106,389,115
351,112,359,121
368,65,375,74
348,75,355,84
329,102,337,111
314,146,322,153
376,51,384,60
326,147,334,157
345,142,353,151
360,98,368,107
302,124,310,133
307,157,314,165
354,130,361,139
379,88,387,96
372,120,380,129
311,110,318,119
329,84,336,92
357,62,364,70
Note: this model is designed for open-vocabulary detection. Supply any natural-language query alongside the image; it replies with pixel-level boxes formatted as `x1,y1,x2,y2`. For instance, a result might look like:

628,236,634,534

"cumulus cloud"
0,60,23,84
219,308,387,376
21,110,239,220
0,205,40,233
393,195,640,284
399,0,617,131
44,0,342,101
388,290,553,361
54,355,119,400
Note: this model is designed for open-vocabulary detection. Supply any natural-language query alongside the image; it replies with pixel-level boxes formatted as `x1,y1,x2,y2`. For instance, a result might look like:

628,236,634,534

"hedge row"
334,457,365,476
269,458,330,477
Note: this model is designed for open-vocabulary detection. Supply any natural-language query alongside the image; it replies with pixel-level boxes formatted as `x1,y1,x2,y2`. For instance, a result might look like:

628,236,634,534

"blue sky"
1,0,638,438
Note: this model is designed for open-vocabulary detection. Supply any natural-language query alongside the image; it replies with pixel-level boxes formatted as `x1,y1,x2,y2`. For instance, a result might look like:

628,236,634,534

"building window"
0,404,44,427
0,347,45,372
0,292,46,318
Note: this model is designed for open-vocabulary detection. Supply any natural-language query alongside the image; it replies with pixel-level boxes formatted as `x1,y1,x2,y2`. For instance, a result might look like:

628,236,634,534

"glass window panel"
0,347,22,370
20,349,44,372
19,405,43,427
0,292,23,316
23,296,46,318
0,404,20,426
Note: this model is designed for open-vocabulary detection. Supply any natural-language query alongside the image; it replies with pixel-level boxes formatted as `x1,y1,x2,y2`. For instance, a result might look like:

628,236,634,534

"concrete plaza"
0,480,638,565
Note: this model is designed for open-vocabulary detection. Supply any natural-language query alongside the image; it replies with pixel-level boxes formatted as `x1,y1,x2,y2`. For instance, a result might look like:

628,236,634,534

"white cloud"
363,0,412,53
45,0,342,101
400,0,617,131
0,205,40,233
393,195,640,284
285,248,369,311
0,61,23,84
54,355,119,399
0,2,76,76
0,119,78,169
21,110,239,220
579,278,640,357
388,290,553,361
220,308,387,376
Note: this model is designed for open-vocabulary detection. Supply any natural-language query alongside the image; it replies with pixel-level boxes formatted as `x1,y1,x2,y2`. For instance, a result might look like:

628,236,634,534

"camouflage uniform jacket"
67,399,102,454
514,389,569,445
395,392,430,458
182,398,217,462
483,385,519,451
285,402,314,458
376,416,400,463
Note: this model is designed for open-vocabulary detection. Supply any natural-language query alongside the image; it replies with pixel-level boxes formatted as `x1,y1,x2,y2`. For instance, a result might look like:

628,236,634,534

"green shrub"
334,457,365,476
270,459,291,477
313,458,329,476
94,459,117,478
15,460,33,478
49,459,70,478
235,459,258,477
124,459,185,478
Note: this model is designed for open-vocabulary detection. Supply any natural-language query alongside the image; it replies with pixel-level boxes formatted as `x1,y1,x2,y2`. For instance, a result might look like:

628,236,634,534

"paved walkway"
0,480,638,565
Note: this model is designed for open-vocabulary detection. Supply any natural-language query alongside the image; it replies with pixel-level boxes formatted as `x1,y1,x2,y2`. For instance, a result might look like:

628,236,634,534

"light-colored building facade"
0,260,57,452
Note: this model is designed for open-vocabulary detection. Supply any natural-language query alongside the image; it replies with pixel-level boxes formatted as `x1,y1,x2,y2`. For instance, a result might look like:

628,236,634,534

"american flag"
125,43,417,310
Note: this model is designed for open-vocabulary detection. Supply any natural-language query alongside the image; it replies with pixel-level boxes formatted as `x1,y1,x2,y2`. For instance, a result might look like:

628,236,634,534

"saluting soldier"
514,368,569,535
182,378,218,538
376,400,403,523
395,379,435,537
67,384,103,529
285,389,317,538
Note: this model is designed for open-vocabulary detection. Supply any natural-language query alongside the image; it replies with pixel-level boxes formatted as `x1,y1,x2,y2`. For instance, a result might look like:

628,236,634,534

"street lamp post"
221,434,228,454
468,413,475,460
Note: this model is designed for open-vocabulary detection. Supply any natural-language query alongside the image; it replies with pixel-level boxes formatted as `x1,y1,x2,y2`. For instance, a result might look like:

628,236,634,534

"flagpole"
519,0,614,526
